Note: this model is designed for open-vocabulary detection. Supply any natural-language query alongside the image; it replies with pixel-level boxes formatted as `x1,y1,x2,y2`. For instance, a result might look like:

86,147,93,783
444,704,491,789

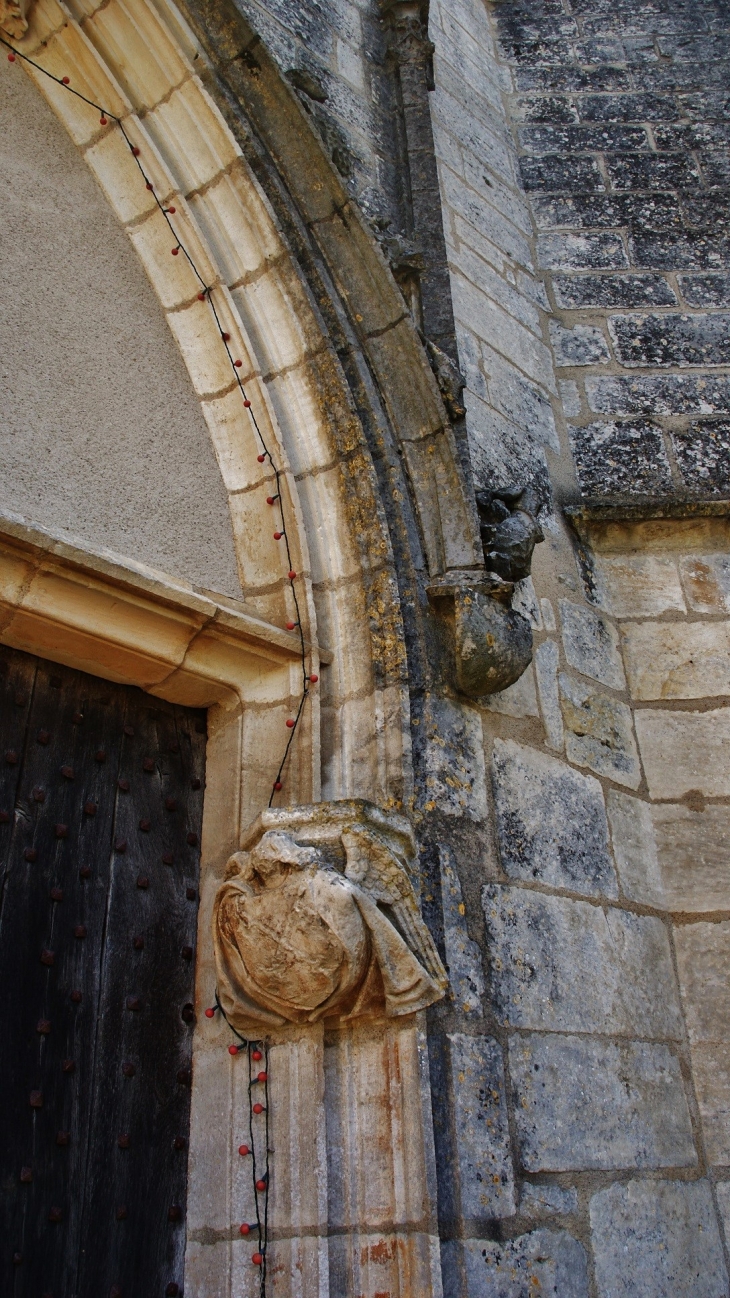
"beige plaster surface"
0,53,243,598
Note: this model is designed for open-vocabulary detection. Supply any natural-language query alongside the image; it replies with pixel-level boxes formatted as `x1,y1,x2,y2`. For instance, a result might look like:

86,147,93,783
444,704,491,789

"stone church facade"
0,0,728,1293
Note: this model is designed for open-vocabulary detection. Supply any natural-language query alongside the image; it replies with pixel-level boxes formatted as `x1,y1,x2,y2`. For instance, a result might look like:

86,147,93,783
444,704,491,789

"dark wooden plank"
0,655,125,1298
0,649,206,1298
77,695,205,1297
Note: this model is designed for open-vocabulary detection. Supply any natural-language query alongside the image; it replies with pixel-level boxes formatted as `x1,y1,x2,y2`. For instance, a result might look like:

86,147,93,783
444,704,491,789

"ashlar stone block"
423,699,487,821
559,599,626,690
491,739,616,896
621,620,730,700
448,1034,515,1220
483,886,682,1037
680,554,730,614
519,1184,578,1217
635,707,730,798
446,1229,589,1298
440,847,485,1017
590,1179,728,1298
675,922,730,1164
559,673,640,788
510,1033,697,1172
609,792,730,912
590,553,686,618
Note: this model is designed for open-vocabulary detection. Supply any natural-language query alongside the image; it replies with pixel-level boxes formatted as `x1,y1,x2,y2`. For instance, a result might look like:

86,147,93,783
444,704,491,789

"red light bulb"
252,1050,262,1061
167,205,176,214
205,1008,215,1018
146,182,154,190
257,1071,267,1083
171,247,179,256
238,1144,250,1156
288,570,297,580
253,1103,264,1115
221,332,230,341
62,75,70,83
132,146,140,156
266,496,276,505
286,719,295,729
8,52,16,61
234,359,242,367
257,454,266,463
255,1178,266,1191
228,1045,239,1056
252,1253,263,1266
273,781,282,791
286,621,296,630
243,399,251,408
197,291,205,300
309,674,319,684
100,115,108,125
239,1222,250,1235
274,531,283,540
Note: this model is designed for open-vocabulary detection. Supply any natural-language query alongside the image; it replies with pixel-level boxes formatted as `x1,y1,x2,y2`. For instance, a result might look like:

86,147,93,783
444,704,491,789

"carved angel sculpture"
213,820,448,1031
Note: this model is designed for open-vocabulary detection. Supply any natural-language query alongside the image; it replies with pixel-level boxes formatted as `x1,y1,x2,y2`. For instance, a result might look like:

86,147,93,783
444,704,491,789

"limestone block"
143,78,240,194
609,792,730,911
127,214,217,313
423,699,487,821
188,172,275,288
716,1182,730,1240
440,847,485,1016
680,554,730,614
591,554,686,618
635,707,730,798
482,663,539,717
167,299,250,396
559,599,626,690
560,673,640,788
232,271,322,377
448,1034,515,1219
510,1034,696,1171
519,1184,578,1217
200,387,272,493
590,1179,728,1298
540,599,556,631
549,320,611,366
443,1229,589,1298
622,620,730,700
491,739,616,896
84,0,188,111
24,25,128,145
534,639,564,751
84,124,163,224
606,791,664,907
675,922,730,1046
687,1042,730,1166
484,887,682,1037
512,577,542,629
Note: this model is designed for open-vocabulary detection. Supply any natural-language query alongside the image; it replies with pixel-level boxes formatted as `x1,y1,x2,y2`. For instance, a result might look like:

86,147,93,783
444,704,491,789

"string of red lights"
1,33,306,1291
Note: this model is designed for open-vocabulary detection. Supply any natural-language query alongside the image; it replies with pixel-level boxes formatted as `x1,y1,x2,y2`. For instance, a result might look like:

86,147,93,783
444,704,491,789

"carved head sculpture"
475,485,545,585
213,813,448,1032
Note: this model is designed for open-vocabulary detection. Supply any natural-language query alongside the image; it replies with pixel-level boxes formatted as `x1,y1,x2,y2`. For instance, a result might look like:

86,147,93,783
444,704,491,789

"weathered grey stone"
680,554,730,614
635,707,730,798
510,1034,697,1172
609,313,730,368
535,639,564,751
716,1181,730,1240
569,420,674,499
674,921,730,1163
491,740,616,896
448,1034,515,1219
673,420,730,496
423,698,488,820
679,273,730,307
512,577,542,630
445,1229,589,1298
555,274,677,308
590,1179,728,1298
559,379,582,418
440,847,485,1017
483,665,539,718
550,321,611,367
483,886,682,1037
540,599,556,632
559,599,626,690
538,231,627,271
590,554,686,618
519,1183,578,1217
586,373,730,417
621,619,730,700
559,673,640,788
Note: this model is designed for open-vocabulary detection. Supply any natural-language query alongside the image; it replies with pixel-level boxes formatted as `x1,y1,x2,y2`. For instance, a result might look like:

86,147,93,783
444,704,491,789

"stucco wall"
0,55,243,598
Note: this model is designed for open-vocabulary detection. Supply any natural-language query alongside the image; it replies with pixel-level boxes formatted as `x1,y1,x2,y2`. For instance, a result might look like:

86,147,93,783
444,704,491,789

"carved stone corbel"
213,800,448,1034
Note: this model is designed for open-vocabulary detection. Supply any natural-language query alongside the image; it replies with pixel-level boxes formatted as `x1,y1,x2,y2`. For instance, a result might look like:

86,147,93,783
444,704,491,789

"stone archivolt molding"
0,0,29,38
214,801,448,1031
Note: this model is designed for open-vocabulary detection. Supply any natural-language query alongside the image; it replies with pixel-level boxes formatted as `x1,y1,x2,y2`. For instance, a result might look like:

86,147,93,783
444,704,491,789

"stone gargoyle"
475,485,545,585
213,801,448,1032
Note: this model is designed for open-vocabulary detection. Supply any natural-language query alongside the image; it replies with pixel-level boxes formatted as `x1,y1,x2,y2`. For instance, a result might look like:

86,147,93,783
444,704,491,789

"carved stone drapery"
0,0,30,38
213,800,448,1033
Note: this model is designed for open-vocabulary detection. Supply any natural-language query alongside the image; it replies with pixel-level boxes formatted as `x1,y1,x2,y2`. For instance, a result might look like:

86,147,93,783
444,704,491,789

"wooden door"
0,646,206,1298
